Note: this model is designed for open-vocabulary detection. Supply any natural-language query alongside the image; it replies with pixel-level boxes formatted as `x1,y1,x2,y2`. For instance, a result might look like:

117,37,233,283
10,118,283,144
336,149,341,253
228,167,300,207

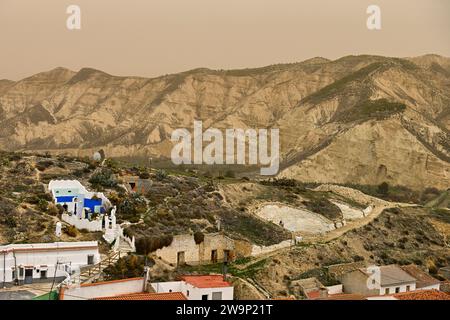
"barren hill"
1,55,449,189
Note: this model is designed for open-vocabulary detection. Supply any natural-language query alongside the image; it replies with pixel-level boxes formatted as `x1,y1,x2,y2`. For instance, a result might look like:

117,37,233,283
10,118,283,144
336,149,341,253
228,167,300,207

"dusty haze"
0,0,449,80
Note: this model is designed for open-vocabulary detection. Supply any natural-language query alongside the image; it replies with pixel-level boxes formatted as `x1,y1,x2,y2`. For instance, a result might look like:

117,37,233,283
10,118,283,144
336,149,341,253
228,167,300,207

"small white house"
61,275,234,300
340,265,417,296
152,275,234,300
48,180,111,219
60,277,187,300
0,241,100,286
400,265,441,291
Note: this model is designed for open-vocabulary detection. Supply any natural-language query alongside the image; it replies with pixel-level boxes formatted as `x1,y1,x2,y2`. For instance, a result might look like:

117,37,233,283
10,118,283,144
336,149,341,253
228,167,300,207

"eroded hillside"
0,55,449,189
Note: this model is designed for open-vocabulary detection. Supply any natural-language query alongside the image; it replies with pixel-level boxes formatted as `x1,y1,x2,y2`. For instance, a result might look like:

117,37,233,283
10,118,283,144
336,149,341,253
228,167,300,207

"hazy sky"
1,0,449,80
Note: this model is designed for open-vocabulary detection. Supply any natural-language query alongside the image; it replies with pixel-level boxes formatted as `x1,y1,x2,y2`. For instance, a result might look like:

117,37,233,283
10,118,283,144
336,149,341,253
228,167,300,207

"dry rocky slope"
1,54,449,189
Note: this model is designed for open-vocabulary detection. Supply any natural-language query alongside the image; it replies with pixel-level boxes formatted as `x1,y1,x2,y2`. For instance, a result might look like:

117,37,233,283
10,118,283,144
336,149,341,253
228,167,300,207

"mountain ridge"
1,54,449,189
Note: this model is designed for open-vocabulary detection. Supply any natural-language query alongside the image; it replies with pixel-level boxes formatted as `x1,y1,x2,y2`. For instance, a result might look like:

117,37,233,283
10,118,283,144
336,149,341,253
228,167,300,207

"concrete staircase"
77,236,135,284
118,236,134,254
76,251,122,284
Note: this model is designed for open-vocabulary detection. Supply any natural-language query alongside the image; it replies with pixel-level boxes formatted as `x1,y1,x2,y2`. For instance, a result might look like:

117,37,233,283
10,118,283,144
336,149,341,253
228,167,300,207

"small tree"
38,199,48,212
65,225,78,237
155,169,168,181
224,170,235,178
377,182,389,195
194,231,205,245
89,168,117,188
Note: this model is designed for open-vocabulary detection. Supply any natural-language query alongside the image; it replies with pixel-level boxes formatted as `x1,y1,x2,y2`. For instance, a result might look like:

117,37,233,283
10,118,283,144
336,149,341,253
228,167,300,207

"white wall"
327,284,343,295
62,278,144,300
62,213,103,232
420,284,440,291
189,286,234,300
251,240,291,256
379,282,416,295
151,281,184,293
0,242,100,284
367,295,397,300
151,281,234,300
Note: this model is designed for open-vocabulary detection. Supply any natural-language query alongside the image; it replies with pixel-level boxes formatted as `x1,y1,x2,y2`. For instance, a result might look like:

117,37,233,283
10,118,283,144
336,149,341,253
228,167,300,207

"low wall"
61,278,145,300
62,213,102,232
251,240,292,256
326,284,343,295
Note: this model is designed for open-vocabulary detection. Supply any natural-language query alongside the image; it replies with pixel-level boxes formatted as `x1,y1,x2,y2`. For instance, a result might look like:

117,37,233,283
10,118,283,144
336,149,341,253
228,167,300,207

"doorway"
211,250,218,263
177,251,185,266
223,250,230,263
24,268,33,284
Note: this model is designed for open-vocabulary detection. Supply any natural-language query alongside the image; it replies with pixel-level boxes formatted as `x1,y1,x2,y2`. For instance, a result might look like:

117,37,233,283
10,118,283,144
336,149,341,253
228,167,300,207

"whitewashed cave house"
49,180,111,220
48,180,134,250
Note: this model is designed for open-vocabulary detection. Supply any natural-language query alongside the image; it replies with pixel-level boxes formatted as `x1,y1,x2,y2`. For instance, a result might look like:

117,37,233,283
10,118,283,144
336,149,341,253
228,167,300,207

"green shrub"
135,235,174,254
89,168,117,188
194,231,205,245
65,225,78,237
5,215,17,228
377,182,389,196
38,199,48,212
155,170,168,181
224,170,235,178
104,255,145,280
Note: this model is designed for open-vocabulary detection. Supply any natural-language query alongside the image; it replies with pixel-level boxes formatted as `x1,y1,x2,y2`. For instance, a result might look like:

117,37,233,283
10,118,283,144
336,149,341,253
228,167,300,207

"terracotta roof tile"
400,265,440,289
318,294,367,300
306,290,322,299
181,275,232,288
93,292,187,300
394,290,450,300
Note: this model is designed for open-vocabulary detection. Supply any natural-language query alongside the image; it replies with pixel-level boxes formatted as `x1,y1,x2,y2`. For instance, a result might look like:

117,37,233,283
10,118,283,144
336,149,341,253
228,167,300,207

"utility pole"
2,251,6,289
49,261,60,300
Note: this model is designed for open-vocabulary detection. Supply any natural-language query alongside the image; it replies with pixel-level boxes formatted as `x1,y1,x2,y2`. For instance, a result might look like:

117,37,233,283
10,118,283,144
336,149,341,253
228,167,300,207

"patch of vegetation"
89,168,118,188
221,210,290,246
103,255,145,280
347,207,449,267
335,99,407,123
339,182,440,204
302,62,382,104
303,197,342,221
127,175,290,246
135,235,174,254
296,267,340,286
178,258,269,280
65,225,78,237
430,208,450,224
194,231,205,245
116,193,147,223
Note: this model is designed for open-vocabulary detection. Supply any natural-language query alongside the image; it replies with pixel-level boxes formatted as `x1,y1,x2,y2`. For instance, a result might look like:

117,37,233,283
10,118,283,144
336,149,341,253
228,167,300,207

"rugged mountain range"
1,54,449,189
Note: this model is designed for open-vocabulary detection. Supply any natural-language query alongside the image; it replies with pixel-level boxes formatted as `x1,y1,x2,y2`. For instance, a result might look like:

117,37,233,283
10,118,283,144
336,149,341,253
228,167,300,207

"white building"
340,265,417,296
60,274,234,300
152,275,234,300
48,180,111,219
0,241,100,286
400,264,441,291
60,277,187,300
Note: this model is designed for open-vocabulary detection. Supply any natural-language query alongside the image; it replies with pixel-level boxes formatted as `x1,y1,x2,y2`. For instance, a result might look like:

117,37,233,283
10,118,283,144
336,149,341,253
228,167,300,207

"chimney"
222,262,228,282
143,266,150,292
